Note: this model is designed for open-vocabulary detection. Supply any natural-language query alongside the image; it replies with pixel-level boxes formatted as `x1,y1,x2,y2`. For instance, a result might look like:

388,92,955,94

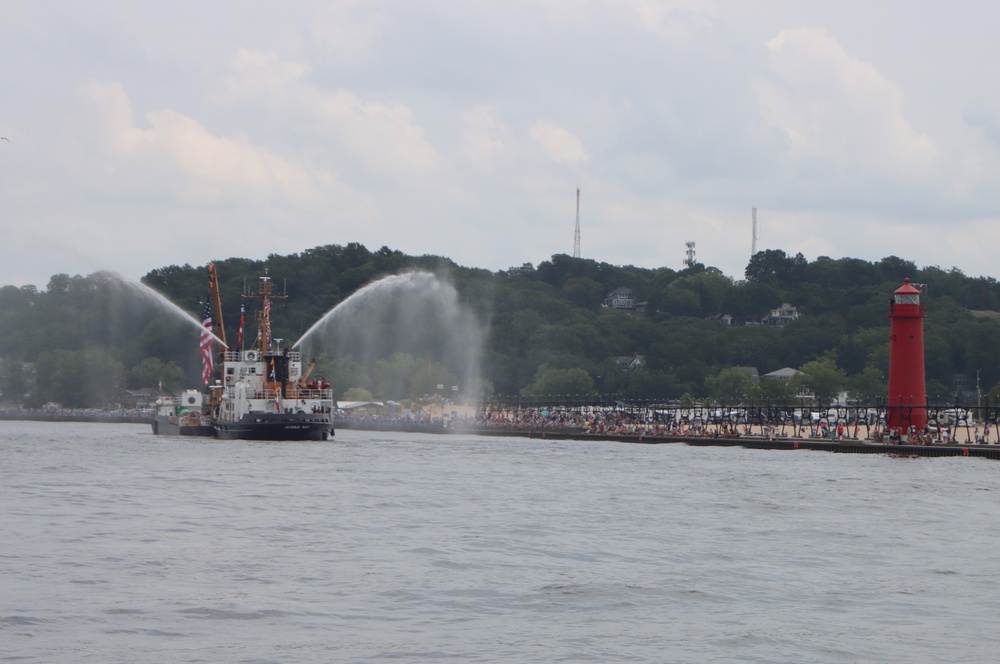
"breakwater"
503,428,1000,459
0,410,147,424
5,411,998,459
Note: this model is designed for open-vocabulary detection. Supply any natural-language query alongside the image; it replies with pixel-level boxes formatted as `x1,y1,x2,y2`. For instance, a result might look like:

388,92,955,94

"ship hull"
151,415,215,437
213,413,334,441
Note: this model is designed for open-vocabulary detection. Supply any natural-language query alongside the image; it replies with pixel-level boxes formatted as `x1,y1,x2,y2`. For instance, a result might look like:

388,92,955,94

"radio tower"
573,186,581,258
684,241,696,268
751,207,758,257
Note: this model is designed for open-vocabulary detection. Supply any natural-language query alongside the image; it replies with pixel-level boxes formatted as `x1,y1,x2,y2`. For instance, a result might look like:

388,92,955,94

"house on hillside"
604,287,647,314
605,287,635,310
616,354,645,370
763,303,799,326
706,313,734,326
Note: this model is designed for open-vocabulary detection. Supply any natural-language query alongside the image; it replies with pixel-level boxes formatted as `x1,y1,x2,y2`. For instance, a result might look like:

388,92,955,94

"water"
102,271,227,346
3,421,1000,663
293,271,484,400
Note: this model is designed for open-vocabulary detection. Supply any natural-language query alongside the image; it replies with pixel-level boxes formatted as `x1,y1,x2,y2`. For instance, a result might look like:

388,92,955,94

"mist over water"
102,271,225,346
295,271,485,401
45,271,228,398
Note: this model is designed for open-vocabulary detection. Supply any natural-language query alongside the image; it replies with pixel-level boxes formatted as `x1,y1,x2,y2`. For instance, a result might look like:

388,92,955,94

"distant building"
123,388,157,409
953,374,977,399
605,287,635,310
763,304,799,326
615,354,645,370
706,313,734,326
762,367,804,381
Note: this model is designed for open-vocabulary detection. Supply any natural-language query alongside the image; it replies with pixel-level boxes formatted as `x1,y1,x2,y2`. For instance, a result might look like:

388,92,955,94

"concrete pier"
477,428,1000,459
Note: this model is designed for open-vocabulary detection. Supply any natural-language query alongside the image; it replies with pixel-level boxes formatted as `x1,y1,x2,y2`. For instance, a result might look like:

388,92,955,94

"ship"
151,264,336,441
150,389,215,437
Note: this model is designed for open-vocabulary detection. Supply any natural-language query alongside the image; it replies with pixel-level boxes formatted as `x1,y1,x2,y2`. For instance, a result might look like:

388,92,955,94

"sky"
3,1,1000,289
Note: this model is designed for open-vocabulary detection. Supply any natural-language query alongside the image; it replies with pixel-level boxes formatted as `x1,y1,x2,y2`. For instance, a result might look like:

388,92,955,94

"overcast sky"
3,1,1000,289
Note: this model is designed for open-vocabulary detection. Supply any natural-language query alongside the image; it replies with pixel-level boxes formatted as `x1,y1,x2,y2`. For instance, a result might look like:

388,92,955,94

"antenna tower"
573,187,581,258
751,207,758,257
684,241,696,268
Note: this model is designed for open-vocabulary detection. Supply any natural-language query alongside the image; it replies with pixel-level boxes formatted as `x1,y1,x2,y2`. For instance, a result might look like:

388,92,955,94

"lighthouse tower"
886,278,927,433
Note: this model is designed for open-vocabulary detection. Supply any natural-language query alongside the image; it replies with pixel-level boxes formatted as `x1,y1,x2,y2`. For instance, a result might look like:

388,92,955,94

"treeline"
2,243,1000,407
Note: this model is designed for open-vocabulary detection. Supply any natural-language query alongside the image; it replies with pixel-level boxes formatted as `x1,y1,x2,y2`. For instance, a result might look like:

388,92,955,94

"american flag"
199,298,214,386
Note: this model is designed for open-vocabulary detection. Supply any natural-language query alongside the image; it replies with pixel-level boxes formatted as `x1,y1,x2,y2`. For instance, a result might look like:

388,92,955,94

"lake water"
2,421,999,663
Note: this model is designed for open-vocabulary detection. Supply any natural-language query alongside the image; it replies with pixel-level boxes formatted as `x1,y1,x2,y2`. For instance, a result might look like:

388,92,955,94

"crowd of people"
476,408,794,439
475,407,999,445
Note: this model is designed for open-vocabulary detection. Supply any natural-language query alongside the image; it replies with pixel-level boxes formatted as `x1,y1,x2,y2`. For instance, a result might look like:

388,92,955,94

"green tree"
409,360,458,398
129,357,185,391
562,277,604,309
926,379,954,405
34,348,126,408
521,366,595,396
848,366,884,403
798,356,848,403
659,288,701,317
745,249,793,284
706,367,756,404
757,376,793,402
373,352,423,400
342,387,374,401
0,357,33,404
319,355,371,399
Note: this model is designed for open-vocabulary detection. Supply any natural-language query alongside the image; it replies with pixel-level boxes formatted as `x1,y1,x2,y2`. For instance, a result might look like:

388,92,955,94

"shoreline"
3,412,998,459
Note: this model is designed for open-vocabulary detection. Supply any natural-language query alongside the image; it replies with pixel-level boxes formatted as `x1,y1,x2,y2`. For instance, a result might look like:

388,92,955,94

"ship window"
226,367,235,375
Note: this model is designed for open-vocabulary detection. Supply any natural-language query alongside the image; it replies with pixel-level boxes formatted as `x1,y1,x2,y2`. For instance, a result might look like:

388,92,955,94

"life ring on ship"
226,375,232,382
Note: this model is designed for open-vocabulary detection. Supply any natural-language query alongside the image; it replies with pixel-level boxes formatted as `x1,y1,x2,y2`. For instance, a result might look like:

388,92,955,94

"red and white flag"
199,298,214,385
263,296,271,350
237,304,245,349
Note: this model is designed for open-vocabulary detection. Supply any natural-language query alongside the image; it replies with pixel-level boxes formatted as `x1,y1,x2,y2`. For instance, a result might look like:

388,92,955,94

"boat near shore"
151,265,336,441
213,345,335,441
150,389,215,437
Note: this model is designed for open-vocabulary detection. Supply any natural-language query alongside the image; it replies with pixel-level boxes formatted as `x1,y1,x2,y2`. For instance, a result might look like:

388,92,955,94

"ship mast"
259,274,273,352
207,263,227,349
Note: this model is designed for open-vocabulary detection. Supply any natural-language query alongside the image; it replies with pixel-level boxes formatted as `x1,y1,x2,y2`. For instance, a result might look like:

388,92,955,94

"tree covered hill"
2,242,1000,408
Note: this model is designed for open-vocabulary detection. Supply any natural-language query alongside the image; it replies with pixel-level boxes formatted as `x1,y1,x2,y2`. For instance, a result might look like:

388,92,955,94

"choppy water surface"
3,421,1000,663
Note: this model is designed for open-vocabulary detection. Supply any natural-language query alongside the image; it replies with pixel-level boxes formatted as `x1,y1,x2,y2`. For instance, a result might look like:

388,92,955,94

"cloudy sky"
2,1,1000,289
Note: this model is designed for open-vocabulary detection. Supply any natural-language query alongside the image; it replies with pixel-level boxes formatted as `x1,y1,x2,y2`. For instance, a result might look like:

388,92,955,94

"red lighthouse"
886,278,927,433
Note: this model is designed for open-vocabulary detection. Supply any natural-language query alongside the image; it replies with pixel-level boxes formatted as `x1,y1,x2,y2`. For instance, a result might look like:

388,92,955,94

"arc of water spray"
104,271,228,347
292,272,439,349
289,270,485,404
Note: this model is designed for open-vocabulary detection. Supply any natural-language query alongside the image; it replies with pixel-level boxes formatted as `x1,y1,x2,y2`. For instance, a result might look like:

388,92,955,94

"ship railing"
224,385,332,401
285,387,334,401
222,350,302,362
